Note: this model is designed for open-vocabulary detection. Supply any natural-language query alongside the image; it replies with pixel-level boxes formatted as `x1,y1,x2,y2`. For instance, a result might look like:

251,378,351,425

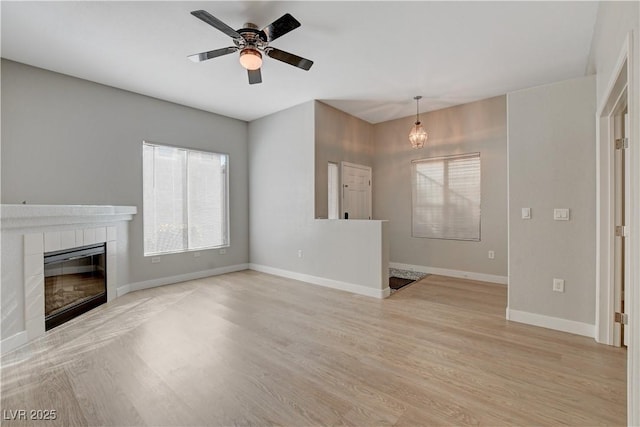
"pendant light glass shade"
409,95,428,149
409,122,428,149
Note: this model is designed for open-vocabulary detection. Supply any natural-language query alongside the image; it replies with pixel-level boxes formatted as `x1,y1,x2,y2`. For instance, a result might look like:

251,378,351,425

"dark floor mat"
389,276,415,290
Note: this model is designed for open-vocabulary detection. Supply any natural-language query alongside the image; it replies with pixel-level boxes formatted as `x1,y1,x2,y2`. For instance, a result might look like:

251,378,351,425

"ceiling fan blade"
191,10,242,40
188,47,238,63
266,48,313,71
248,68,262,85
261,13,301,42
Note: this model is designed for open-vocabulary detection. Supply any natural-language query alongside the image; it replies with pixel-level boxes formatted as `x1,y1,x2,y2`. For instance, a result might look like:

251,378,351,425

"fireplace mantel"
1,204,137,229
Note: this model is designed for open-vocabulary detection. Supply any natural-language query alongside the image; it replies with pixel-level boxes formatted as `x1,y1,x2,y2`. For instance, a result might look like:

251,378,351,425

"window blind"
143,142,228,255
411,153,480,241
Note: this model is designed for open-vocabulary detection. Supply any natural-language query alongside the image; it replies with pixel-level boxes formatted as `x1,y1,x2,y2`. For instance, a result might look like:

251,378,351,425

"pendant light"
409,95,428,149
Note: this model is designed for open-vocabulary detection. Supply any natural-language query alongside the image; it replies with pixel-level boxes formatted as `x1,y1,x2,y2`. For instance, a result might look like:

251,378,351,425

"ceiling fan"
188,10,314,85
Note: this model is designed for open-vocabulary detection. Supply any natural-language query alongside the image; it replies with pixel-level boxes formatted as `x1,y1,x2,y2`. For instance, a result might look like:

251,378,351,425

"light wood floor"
1,271,626,426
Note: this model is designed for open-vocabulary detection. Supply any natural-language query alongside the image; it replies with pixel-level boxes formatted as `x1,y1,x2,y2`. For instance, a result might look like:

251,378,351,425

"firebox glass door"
44,245,106,318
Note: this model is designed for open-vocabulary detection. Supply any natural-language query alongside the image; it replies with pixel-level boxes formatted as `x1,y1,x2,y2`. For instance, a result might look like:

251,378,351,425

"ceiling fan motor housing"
236,24,267,71
234,24,268,49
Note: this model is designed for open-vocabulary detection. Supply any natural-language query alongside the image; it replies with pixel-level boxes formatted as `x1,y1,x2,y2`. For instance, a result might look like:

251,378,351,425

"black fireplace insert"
44,243,107,330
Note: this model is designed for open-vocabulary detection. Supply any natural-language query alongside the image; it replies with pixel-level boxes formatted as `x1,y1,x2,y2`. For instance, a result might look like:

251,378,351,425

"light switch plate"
553,208,570,221
521,208,531,219
553,278,565,292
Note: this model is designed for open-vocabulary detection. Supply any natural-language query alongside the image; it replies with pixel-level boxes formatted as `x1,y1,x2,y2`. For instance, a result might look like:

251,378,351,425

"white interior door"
341,162,371,219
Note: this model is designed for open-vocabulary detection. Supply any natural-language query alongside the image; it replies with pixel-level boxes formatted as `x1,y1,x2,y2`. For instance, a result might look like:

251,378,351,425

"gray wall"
372,96,508,278
249,102,316,265
508,75,596,324
314,101,374,219
249,102,388,294
1,60,249,285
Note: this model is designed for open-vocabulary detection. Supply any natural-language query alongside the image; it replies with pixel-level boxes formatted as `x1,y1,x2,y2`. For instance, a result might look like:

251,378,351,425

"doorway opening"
596,54,630,348
328,162,339,219
341,162,371,219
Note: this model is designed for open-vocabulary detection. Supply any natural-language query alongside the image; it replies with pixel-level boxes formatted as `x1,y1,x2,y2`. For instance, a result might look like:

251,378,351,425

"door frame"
594,31,637,425
612,91,629,348
340,161,372,220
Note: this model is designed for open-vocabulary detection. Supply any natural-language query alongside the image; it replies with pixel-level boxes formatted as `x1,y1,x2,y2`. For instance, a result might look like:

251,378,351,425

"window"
328,162,339,219
143,142,229,255
411,153,480,241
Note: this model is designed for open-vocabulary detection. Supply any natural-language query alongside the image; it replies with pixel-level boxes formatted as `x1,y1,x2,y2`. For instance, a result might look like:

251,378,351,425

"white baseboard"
116,284,131,297
117,263,249,296
389,262,508,285
1,331,28,355
506,308,595,338
249,263,389,299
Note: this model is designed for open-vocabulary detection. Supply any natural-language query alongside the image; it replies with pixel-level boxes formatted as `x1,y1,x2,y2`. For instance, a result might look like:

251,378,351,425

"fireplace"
44,243,107,330
0,204,136,354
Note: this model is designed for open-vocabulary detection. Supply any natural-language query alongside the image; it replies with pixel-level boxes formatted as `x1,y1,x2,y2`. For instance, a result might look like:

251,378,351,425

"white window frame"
142,141,230,256
411,152,481,241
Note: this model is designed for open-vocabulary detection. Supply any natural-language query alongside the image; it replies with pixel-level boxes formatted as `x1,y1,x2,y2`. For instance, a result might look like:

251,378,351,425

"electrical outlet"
553,208,570,221
488,250,495,259
553,278,565,292
219,248,226,255
151,257,161,264
298,249,303,258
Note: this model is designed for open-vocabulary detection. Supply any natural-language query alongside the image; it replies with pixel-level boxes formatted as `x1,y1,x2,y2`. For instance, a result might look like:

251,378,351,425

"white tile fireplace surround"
1,204,136,354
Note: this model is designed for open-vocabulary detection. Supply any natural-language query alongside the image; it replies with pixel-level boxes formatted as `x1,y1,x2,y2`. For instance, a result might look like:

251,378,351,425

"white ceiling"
1,1,599,124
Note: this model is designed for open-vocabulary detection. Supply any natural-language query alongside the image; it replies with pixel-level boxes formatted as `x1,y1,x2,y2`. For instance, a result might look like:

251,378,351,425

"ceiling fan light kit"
239,48,262,70
188,10,314,85
409,95,428,149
